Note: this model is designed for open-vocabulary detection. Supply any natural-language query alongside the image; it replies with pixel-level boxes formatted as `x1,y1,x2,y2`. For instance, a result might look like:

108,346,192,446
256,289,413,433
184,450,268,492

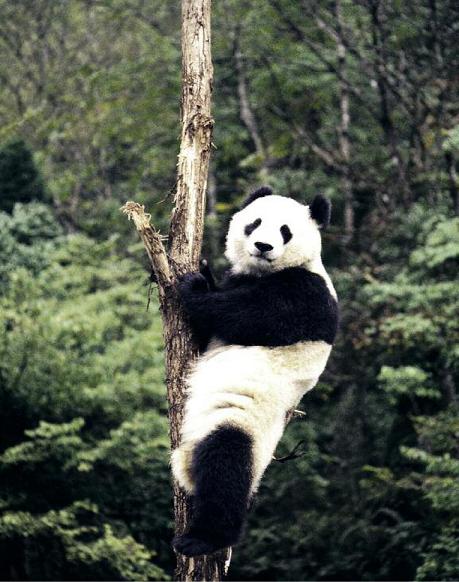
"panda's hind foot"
172,533,227,557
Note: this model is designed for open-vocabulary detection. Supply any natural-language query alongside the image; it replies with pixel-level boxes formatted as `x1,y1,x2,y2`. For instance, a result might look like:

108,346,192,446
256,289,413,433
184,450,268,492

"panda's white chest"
188,338,331,408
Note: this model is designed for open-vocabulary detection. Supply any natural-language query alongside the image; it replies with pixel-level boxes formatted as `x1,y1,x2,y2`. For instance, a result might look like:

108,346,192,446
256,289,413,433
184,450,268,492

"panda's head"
225,186,331,275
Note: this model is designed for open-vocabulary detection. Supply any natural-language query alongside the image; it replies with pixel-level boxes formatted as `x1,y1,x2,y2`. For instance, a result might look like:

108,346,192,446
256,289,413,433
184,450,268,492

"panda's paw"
172,533,222,557
178,272,209,294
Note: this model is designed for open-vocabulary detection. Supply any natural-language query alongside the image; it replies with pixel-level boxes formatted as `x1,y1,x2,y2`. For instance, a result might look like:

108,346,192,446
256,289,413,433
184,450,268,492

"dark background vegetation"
0,0,458,580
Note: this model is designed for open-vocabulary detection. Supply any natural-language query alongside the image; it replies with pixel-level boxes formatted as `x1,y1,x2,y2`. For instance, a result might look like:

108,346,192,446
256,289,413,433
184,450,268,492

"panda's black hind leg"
172,425,253,557
172,535,219,557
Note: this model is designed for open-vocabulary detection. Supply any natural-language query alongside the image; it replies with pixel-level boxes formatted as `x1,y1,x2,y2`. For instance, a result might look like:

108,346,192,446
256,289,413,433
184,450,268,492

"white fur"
171,194,336,495
225,195,336,297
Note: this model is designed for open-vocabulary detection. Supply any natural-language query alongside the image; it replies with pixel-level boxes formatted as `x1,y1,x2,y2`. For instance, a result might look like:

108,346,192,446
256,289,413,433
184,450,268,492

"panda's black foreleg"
172,425,253,557
199,259,217,291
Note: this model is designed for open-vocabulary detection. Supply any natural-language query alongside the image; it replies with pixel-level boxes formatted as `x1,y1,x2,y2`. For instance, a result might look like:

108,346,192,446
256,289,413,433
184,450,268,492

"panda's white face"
225,195,322,275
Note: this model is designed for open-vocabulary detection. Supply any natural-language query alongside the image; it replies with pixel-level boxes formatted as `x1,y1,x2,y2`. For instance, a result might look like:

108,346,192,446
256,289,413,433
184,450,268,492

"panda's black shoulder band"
179,267,339,347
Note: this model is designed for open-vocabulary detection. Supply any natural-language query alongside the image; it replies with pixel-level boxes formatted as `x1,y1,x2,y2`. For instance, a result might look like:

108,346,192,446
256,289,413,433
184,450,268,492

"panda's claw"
179,271,209,292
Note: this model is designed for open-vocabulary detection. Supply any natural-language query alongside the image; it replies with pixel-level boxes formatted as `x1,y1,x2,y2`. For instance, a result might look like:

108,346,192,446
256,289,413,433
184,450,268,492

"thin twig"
273,440,307,463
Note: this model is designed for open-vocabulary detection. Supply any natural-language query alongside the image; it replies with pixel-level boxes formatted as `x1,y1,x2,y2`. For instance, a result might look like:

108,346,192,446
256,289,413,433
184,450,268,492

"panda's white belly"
171,337,332,494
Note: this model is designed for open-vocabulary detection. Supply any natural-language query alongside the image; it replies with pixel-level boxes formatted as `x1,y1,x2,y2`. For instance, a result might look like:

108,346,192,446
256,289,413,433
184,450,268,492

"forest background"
0,0,458,580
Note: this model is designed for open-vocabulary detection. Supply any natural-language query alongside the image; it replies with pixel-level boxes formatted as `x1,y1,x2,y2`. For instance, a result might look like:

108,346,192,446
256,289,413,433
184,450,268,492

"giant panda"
171,186,338,557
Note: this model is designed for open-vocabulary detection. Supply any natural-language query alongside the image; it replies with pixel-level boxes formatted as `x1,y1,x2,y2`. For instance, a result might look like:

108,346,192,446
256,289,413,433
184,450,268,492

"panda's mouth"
250,253,274,263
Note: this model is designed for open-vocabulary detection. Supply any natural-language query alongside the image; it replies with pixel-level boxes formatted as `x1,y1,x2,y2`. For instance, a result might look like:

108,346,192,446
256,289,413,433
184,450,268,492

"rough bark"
122,1,230,579
169,0,214,270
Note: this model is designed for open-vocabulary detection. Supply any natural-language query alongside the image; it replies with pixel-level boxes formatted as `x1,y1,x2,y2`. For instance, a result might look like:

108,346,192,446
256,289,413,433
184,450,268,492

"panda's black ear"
310,194,331,229
240,186,273,209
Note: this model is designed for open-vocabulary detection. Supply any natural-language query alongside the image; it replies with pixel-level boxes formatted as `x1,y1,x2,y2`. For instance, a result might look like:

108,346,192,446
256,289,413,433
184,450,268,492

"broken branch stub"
121,202,173,292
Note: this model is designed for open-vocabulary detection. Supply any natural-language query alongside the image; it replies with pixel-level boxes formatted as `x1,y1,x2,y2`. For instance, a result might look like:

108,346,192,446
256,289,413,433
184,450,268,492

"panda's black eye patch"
244,218,262,236
280,224,292,244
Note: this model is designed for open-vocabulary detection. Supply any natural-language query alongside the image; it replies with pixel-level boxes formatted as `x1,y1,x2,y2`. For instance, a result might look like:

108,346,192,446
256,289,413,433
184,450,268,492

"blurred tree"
0,140,46,213
0,0,180,230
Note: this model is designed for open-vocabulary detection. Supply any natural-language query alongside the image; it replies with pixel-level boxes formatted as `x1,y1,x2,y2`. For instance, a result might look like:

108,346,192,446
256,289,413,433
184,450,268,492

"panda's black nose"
254,241,273,253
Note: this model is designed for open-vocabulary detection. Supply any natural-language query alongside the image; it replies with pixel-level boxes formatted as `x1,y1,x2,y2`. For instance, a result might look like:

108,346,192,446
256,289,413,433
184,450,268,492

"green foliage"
0,502,166,581
401,406,459,581
0,202,63,287
0,419,86,467
0,206,171,579
378,366,438,403
416,522,459,581
410,217,459,273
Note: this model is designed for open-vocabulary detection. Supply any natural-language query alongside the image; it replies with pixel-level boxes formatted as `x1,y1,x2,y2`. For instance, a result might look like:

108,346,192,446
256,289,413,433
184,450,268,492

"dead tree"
122,1,230,579
334,0,354,243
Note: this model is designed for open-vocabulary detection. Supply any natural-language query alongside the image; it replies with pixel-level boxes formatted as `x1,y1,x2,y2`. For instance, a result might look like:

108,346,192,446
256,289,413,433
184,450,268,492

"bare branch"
231,25,266,161
295,126,344,172
121,202,172,291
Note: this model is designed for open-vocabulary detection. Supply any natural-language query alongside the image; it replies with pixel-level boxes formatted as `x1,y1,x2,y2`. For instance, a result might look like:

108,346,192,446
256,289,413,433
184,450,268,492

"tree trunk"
334,0,354,244
445,151,459,216
234,35,269,178
122,1,230,579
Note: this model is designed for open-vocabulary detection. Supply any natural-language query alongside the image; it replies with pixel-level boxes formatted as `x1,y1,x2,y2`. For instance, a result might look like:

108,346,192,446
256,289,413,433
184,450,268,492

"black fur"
240,186,273,209
200,259,217,291
244,217,262,236
310,194,331,229
179,267,338,348
280,224,292,244
172,426,253,556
